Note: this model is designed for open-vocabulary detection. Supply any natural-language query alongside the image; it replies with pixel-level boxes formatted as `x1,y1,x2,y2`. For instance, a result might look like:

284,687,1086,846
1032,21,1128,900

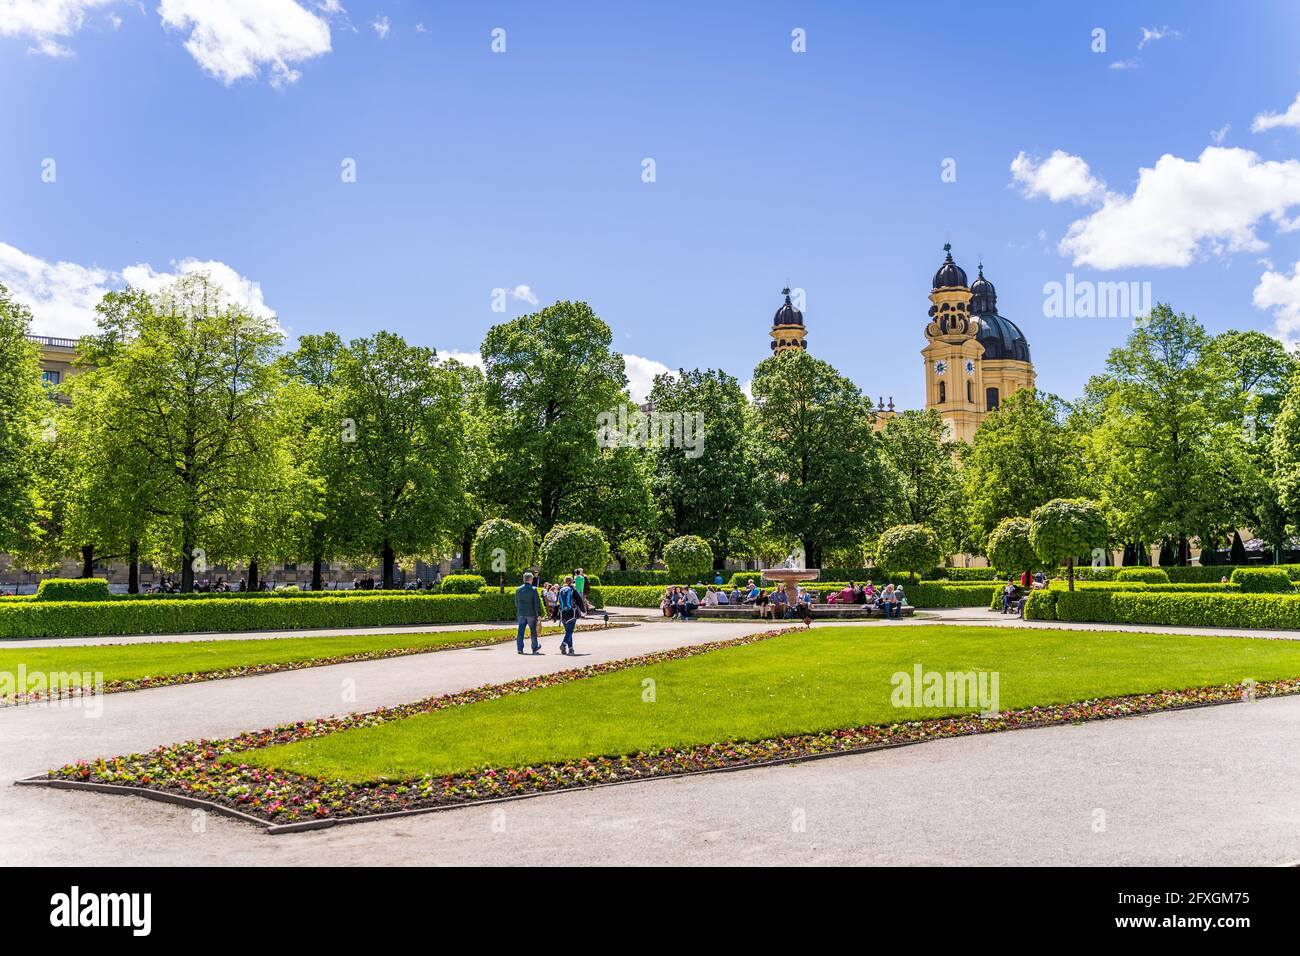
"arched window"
966,380,973,403
985,386,999,411
938,381,946,404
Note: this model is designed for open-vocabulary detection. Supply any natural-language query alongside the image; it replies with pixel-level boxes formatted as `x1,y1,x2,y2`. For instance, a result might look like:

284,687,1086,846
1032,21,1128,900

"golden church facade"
921,244,1034,442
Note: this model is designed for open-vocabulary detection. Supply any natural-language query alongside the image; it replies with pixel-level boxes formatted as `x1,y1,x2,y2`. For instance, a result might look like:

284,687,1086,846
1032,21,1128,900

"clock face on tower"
934,360,948,374
965,359,976,375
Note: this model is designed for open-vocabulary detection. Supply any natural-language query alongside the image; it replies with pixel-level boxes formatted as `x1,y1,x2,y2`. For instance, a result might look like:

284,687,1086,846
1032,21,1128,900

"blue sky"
4,1,1300,405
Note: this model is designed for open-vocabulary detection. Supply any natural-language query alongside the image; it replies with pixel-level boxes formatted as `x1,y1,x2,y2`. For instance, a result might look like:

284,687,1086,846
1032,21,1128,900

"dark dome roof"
931,243,968,290
773,287,803,326
975,313,1031,362
969,262,997,314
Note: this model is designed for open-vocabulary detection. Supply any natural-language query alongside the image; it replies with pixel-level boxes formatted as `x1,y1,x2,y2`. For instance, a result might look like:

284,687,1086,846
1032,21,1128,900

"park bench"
694,604,915,621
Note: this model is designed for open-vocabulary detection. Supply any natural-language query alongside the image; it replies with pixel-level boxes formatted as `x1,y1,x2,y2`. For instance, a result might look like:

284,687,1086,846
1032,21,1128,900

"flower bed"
33,624,1297,830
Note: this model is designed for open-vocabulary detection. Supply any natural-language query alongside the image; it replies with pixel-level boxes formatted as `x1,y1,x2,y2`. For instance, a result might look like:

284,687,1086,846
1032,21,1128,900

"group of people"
1000,569,1049,614
825,580,908,618
513,568,592,655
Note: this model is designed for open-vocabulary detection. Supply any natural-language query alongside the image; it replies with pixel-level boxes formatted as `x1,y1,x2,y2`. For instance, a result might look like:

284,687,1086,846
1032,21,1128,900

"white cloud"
1254,260,1300,346
623,354,674,404
0,0,116,55
1138,25,1181,49
0,241,276,336
370,14,388,39
120,258,276,321
1253,92,1300,134
438,349,484,370
415,22,426,33
1010,149,1106,203
507,284,538,305
1109,58,1138,70
0,241,113,336
157,0,331,87
1051,147,1300,269
1211,123,1231,145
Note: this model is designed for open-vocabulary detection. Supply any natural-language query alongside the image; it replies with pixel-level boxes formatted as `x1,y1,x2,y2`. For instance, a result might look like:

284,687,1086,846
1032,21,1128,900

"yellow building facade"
922,245,1034,442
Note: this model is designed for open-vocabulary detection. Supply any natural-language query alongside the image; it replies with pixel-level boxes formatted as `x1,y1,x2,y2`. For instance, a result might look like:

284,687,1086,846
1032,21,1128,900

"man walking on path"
574,568,587,596
558,574,580,655
515,572,542,654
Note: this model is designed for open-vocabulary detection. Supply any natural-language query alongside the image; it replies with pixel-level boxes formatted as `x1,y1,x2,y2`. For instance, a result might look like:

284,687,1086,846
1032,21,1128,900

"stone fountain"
762,553,820,602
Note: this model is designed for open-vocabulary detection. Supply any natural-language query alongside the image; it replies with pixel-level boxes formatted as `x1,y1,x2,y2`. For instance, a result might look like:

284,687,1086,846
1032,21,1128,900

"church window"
938,381,946,403
986,386,1000,411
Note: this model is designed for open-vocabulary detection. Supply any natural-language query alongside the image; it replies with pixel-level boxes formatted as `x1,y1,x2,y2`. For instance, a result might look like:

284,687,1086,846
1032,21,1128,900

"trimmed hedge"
1229,567,1294,593
0,592,524,639
1115,567,1170,584
35,578,111,602
994,580,1232,612
440,574,488,594
1073,565,1300,584
1027,588,1300,630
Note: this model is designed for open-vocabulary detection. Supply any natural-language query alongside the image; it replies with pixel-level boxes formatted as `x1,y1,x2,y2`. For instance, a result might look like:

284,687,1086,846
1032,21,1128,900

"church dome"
975,313,1031,362
773,287,803,326
969,262,997,313
931,243,968,290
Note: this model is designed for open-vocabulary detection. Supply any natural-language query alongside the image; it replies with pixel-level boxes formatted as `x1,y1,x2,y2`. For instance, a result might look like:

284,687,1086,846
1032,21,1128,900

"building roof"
931,243,968,290
772,287,804,327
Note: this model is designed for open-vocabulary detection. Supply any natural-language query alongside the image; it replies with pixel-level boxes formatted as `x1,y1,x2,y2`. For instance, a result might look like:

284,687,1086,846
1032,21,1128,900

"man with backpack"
557,574,582,655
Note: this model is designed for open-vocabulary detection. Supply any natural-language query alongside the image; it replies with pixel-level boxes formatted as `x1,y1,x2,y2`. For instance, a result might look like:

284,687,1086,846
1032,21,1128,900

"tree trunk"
1067,556,1075,592
1178,535,1190,566
801,538,821,569
311,555,323,592
460,528,474,571
382,542,396,590
80,545,94,578
248,559,259,593
127,540,139,594
181,517,195,592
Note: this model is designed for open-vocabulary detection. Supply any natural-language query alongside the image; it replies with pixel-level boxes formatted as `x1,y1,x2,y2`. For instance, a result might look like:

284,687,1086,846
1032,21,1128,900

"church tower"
922,244,984,443
770,287,807,354
922,245,1035,442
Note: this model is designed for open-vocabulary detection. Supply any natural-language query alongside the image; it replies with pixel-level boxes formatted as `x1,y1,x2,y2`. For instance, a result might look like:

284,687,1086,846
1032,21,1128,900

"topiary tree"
985,517,1038,577
875,524,941,584
663,535,713,583
1029,498,1109,592
472,518,534,593
440,573,487,594
539,522,610,584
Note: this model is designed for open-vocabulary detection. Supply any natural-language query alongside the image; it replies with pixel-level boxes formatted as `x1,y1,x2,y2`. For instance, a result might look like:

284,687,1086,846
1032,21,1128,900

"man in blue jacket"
515,572,542,654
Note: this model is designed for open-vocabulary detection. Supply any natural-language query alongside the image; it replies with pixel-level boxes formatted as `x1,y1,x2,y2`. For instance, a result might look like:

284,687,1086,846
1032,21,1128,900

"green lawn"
0,626,559,694
237,625,1300,782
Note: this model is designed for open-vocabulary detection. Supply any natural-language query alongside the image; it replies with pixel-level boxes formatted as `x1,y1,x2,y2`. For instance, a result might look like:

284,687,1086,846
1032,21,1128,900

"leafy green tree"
320,331,465,588
56,360,160,591
964,390,1080,546
1083,305,1248,564
480,301,627,536
1029,498,1108,591
875,408,967,553
472,517,534,592
81,277,285,591
616,535,651,570
649,369,760,566
538,522,609,582
280,333,345,590
875,523,940,583
750,350,898,567
0,284,47,557
662,534,713,582
985,516,1038,576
